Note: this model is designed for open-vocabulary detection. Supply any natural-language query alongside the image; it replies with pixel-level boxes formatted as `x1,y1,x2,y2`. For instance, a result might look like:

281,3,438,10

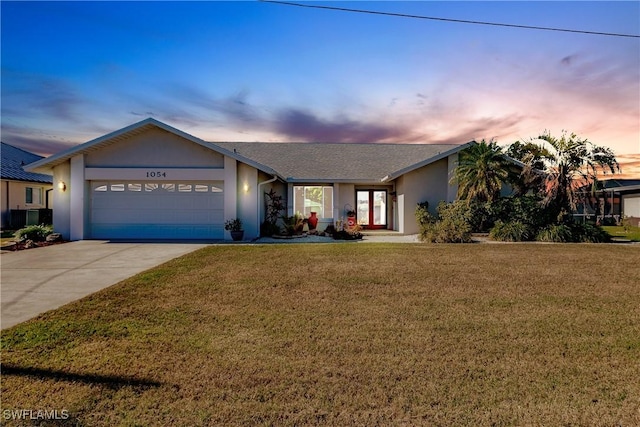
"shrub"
536,224,573,243
489,220,533,242
280,213,304,236
414,201,434,228
14,224,53,242
260,221,280,237
262,189,285,236
569,223,611,243
488,195,550,230
332,229,363,240
418,201,472,243
224,218,243,231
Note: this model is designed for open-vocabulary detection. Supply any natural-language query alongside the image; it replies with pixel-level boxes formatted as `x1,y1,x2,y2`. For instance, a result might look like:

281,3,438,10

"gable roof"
594,178,640,194
598,178,640,189
23,118,473,182
24,118,278,176
214,141,473,183
1,142,53,184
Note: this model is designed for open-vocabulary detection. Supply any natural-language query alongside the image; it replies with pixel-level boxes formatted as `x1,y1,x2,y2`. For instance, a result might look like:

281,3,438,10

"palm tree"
506,140,553,196
532,131,619,222
452,139,511,203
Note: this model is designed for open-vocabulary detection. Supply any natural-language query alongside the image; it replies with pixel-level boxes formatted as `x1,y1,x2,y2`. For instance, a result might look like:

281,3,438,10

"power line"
260,0,640,39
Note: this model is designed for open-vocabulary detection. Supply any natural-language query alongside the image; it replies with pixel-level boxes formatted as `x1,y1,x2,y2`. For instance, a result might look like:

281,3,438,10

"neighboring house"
1,142,53,229
575,178,640,225
25,118,472,241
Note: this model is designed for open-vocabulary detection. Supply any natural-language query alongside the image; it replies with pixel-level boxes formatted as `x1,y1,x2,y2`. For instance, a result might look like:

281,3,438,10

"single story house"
25,118,473,241
575,178,640,226
1,142,54,229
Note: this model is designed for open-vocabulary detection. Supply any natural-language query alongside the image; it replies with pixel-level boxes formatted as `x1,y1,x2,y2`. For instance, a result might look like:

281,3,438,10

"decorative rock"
24,239,36,249
46,233,63,242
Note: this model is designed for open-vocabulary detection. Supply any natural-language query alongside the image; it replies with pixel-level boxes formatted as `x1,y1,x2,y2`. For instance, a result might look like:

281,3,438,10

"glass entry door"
356,190,387,229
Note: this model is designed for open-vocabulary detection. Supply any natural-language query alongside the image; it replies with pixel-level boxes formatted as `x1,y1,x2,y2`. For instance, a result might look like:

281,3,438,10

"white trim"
223,156,237,241
70,154,85,240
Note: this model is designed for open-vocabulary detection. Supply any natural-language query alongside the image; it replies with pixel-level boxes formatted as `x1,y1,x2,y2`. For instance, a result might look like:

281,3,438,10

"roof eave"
285,178,383,184
23,118,282,178
382,141,476,182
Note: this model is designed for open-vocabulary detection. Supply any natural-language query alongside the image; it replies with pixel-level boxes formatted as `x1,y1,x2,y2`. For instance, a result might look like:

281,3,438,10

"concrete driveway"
1,240,209,329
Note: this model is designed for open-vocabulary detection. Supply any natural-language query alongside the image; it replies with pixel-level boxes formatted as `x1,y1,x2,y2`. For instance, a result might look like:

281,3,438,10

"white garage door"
623,195,640,218
90,181,224,240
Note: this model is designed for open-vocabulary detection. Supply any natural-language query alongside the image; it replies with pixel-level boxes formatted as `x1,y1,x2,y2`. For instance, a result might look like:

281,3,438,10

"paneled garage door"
90,181,224,240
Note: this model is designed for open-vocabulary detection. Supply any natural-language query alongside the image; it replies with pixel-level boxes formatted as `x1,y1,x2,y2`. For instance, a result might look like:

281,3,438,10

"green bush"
418,201,472,243
536,224,573,243
489,220,533,242
489,195,550,229
260,221,280,237
569,223,611,243
14,224,53,242
414,201,434,228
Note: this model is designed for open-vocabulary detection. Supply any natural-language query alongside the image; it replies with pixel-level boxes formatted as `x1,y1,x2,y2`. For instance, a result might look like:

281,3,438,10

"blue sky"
1,1,639,175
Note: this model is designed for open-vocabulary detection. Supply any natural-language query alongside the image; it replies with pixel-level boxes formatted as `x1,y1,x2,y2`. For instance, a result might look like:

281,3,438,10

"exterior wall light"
243,183,250,193
58,181,67,191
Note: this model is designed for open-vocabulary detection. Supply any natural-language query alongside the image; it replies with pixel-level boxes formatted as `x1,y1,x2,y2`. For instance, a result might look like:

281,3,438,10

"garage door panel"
91,181,225,240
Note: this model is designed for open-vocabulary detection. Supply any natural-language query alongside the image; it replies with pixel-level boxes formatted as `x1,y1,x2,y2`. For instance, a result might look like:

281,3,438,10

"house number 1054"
146,171,167,178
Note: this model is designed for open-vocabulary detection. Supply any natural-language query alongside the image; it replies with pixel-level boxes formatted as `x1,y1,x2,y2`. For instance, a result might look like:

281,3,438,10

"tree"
452,139,511,203
506,140,553,196
529,130,619,222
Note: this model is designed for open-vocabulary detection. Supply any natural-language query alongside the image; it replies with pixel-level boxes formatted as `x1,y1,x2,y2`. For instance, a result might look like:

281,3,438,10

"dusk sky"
1,1,639,176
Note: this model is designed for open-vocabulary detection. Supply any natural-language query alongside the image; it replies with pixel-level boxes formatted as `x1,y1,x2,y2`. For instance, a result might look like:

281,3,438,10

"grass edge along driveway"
2,243,639,426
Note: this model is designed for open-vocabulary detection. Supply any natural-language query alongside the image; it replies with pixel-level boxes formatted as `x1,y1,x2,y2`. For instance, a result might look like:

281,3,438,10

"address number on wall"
146,171,167,178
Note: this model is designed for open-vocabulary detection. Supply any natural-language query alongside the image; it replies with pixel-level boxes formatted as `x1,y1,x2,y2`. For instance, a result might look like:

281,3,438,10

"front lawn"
603,225,640,242
2,244,639,426
0,230,16,246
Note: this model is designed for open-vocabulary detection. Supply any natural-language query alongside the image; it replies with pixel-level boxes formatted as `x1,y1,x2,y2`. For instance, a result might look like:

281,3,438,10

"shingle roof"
213,142,471,182
22,117,473,183
1,142,53,183
25,118,279,176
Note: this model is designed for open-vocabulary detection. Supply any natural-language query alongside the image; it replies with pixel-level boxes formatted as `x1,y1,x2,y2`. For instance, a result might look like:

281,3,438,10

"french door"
356,190,387,229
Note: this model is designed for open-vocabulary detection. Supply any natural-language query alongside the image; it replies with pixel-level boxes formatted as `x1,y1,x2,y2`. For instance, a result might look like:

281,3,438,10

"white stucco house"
25,118,472,241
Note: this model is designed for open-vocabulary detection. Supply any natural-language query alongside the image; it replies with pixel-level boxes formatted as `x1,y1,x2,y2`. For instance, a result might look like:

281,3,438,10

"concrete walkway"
1,240,209,329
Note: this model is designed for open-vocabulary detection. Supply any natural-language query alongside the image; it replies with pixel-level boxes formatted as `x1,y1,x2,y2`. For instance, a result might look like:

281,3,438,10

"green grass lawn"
603,225,640,242
0,230,16,246
2,244,639,426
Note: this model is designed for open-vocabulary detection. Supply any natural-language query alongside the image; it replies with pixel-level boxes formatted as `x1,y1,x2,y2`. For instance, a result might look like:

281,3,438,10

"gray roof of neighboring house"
595,179,640,194
1,142,53,183
598,178,640,189
213,141,472,183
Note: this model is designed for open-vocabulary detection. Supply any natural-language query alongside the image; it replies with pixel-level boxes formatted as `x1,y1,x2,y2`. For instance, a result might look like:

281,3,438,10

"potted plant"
345,208,357,231
224,218,244,241
280,212,305,236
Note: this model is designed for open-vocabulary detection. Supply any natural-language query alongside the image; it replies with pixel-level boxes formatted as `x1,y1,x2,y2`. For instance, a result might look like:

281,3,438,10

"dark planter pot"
230,230,244,241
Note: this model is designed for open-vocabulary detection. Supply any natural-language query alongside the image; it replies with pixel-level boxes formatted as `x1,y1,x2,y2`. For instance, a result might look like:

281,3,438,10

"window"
293,186,333,219
25,187,42,204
